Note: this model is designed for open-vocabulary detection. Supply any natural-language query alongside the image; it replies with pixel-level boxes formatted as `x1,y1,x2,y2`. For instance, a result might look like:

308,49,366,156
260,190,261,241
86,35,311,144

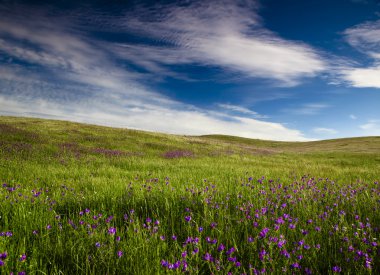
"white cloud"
110,0,327,86
360,120,380,134
0,3,312,141
350,114,357,120
344,20,380,55
216,103,268,118
0,94,309,141
312,127,338,135
341,66,380,88
341,19,380,88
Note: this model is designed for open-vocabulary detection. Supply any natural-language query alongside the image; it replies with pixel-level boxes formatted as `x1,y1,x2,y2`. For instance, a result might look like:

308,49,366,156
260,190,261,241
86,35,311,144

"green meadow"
0,116,379,274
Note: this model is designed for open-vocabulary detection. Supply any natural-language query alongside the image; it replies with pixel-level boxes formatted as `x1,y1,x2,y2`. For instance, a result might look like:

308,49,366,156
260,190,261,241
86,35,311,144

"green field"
0,116,379,274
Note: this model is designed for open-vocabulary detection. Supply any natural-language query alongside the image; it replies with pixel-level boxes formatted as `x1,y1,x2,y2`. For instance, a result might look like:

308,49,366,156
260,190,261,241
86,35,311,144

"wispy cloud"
312,127,338,135
340,19,380,88
0,2,310,141
360,119,380,134
216,103,268,118
0,94,309,141
109,0,327,86
350,114,357,120
344,19,380,56
282,103,330,115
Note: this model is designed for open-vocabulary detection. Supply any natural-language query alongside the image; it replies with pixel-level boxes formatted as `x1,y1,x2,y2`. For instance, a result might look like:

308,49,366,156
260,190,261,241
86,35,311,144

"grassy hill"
201,134,380,153
1,116,379,185
1,116,380,274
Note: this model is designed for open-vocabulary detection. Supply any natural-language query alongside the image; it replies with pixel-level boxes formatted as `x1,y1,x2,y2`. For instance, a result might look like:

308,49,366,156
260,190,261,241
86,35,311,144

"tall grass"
0,116,379,274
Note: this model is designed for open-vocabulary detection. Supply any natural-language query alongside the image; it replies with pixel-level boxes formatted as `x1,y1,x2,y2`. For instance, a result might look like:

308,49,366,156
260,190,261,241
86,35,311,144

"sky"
1,0,380,141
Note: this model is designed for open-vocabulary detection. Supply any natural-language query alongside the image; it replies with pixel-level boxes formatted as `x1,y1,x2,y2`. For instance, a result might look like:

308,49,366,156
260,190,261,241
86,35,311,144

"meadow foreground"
1,117,380,274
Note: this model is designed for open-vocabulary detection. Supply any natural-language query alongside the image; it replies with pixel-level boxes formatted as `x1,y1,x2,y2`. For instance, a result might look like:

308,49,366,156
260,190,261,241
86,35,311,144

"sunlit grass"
0,116,379,274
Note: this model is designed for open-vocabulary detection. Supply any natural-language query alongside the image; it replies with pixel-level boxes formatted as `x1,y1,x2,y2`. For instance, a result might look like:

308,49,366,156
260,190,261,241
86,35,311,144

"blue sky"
1,0,380,141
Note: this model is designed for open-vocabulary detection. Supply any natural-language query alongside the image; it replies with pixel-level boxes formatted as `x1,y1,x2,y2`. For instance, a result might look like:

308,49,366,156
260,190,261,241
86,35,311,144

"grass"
0,116,379,274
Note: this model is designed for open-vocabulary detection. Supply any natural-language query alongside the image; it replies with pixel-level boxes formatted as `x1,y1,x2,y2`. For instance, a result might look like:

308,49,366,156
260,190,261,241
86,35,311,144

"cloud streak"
312,127,338,135
0,2,311,141
360,119,380,134
0,94,308,141
340,19,380,88
282,103,331,116
216,103,268,118
109,0,328,86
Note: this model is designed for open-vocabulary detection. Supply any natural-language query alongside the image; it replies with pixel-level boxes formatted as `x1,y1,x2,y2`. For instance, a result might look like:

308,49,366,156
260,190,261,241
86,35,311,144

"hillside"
201,134,380,153
2,116,380,155
1,116,380,186
1,116,380,274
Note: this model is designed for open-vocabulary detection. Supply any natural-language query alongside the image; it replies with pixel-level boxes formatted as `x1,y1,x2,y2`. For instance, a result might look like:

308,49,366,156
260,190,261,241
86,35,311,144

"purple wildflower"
19,254,26,262
298,239,305,246
365,259,372,269
290,262,301,269
117,250,123,258
172,260,181,269
228,256,237,262
259,249,267,261
259,228,269,239
226,247,236,255
184,216,191,222
161,260,168,267
203,252,213,262
218,244,225,252
278,239,286,248
108,227,116,235
280,249,290,258
210,222,217,229
105,216,113,223
305,267,312,274
332,266,342,273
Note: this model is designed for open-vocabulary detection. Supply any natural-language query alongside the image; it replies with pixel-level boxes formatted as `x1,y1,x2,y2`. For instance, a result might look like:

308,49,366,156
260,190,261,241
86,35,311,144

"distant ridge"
1,115,380,154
